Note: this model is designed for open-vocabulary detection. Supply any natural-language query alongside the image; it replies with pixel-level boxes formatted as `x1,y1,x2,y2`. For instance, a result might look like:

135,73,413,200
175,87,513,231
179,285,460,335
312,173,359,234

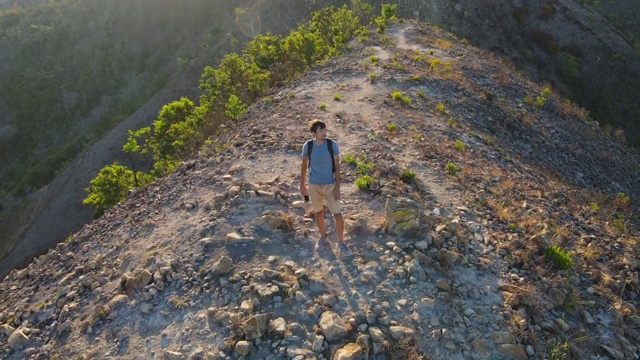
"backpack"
306,138,335,173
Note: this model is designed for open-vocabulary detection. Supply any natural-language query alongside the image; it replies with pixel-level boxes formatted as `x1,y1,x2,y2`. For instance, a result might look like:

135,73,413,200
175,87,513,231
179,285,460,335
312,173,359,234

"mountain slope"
0,21,638,359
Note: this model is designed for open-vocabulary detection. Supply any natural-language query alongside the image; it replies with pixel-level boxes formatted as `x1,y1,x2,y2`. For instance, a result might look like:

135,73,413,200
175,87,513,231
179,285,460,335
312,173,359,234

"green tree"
199,53,270,109
225,94,247,120
244,33,284,71
83,162,150,217
122,128,149,187
144,97,203,176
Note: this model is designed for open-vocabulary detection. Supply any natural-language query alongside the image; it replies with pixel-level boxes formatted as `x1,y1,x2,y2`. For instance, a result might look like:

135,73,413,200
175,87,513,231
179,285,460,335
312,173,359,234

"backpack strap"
327,138,335,173
306,140,313,169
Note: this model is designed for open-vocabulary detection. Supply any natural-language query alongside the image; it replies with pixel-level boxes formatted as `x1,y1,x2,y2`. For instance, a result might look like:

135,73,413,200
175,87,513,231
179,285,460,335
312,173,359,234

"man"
300,119,352,256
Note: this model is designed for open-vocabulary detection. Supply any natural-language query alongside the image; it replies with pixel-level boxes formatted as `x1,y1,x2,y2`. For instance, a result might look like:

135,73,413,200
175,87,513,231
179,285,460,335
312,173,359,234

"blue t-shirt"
302,139,340,185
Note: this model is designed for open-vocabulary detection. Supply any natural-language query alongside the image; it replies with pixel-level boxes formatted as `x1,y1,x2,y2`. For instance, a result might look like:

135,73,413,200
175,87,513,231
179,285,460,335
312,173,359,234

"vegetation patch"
546,245,573,270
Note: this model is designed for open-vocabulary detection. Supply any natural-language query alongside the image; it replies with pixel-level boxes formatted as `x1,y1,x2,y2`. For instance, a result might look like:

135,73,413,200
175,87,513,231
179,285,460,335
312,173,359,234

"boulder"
319,311,348,342
384,197,421,235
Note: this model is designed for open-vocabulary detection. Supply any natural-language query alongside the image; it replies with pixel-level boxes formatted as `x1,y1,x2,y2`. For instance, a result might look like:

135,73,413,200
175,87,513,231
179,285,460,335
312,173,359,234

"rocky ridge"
0,22,638,360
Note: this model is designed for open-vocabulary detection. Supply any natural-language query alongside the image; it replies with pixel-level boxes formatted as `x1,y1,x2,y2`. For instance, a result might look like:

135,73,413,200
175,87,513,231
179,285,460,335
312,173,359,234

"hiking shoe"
315,236,327,251
337,242,352,257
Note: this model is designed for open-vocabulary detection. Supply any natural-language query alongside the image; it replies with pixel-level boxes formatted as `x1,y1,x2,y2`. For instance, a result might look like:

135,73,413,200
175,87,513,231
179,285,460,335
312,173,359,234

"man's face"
314,127,327,140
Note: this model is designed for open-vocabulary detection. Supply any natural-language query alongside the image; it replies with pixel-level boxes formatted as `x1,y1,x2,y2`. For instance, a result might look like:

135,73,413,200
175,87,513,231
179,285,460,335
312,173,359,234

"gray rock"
491,331,516,344
234,340,252,356
368,327,385,343
212,256,233,275
1,324,16,336
496,344,528,360
243,313,272,340
334,343,363,360
554,318,570,332
437,249,459,267
407,259,427,281
8,328,29,350
548,288,565,306
435,279,452,293
312,335,325,352
471,338,492,358
270,317,287,334
163,350,186,360
356,334,371,350
228,185,241,197
319,311,348,342
285,345,315,358
384,197,421,235
389,326,415,341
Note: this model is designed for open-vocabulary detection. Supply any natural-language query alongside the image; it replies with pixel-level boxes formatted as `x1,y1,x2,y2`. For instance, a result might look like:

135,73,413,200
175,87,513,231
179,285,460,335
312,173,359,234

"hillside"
3,0,640,288
1,21,638,360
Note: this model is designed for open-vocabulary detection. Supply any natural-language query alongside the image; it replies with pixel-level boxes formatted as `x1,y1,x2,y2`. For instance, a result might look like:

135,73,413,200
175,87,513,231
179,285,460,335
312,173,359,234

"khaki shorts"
308,183,341,214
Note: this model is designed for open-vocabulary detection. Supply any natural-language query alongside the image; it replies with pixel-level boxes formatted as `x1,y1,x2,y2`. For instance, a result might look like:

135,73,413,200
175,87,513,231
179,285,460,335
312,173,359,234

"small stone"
435,279,452,293
492,331,515,344
471,338,492,358
437,249,459,267
548,288,565,306
163,350,186,360
334,343,362,360
319,311,348,342
8,329,29,350
234,340,252,356
554,318,570,332
312,335,324,352
212,256,233,275
496,344,527,360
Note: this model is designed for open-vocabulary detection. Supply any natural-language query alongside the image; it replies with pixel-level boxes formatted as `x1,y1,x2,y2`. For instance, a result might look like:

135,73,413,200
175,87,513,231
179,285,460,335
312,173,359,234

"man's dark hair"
309,119,326,133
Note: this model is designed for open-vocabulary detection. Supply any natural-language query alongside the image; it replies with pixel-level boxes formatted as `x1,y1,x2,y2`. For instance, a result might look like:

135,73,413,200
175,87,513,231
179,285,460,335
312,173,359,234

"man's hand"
334,184,341,201
300,183,308,196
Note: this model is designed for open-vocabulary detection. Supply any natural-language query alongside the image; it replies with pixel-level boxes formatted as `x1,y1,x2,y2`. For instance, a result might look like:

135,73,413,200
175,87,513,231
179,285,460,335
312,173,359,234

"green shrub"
436,102,446,113
548,341,570,360
356,161,374,175
319,103,327,110
83,162,153,217
416,134,424,140
546,245,573,270
615,192,631,211
225,94,247,120
355,175,376,190
588,202,600,213
454,139,466,152
370,55,379,65
416,90,426,98
445,162,460,176
430,59,441,71
343,153,357,165
387,123,397,132
381,4,397,20
334,93,342,101
400,170,416,183
369,72,377,79
391,91,410,104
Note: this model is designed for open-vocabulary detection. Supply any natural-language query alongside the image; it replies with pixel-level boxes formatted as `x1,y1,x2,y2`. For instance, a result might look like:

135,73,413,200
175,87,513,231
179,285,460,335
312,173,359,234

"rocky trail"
0,22,638,360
